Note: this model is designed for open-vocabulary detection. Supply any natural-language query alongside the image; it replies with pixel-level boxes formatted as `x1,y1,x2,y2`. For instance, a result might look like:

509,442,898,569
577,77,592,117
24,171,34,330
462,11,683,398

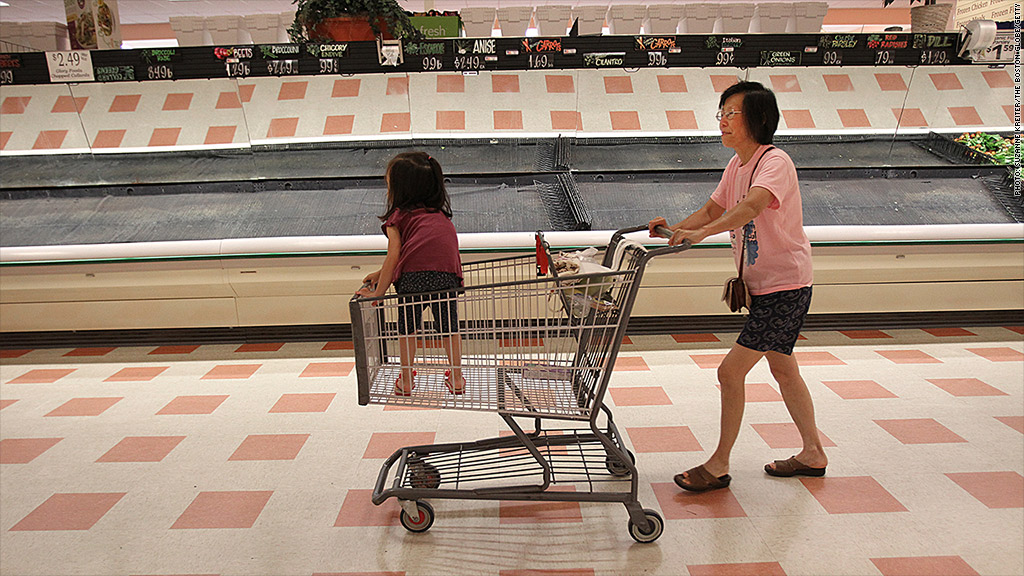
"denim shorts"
394,271,461,336
736,286,812,356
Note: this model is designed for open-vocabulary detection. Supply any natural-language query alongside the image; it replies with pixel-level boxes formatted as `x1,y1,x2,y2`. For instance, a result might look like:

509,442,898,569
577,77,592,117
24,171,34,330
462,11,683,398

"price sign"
874,50,894,65
647,52,667,66
528,53,555,68
421,56,443,71
0,69,14,84
820,50,843,65
226,59,250,78
319,58,339,74
147,64,174,80
267,59,299,75
454,54,484,71
715,51,735,66
919,49,949,65
45,50,94,82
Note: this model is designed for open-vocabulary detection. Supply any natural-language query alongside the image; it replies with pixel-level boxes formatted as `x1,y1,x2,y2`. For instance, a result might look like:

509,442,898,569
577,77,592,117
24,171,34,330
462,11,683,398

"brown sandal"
674,465,732,492
764,456,826,477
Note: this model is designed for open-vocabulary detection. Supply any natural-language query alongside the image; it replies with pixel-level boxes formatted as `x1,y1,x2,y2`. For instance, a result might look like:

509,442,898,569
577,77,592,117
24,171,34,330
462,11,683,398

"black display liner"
918,131,1013,166
1,165,1012,249
0,173,596,247
0,134,976,193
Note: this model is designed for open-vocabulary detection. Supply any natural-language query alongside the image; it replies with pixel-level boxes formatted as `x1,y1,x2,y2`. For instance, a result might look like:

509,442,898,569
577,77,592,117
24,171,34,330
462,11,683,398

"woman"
648,81,827,492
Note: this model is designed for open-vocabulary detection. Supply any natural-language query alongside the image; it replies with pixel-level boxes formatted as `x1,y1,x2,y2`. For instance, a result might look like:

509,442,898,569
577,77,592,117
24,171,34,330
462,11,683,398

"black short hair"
719,81,779,145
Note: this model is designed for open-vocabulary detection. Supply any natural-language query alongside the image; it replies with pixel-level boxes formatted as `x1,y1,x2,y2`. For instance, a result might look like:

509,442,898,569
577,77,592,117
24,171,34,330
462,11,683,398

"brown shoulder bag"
721,146,775,313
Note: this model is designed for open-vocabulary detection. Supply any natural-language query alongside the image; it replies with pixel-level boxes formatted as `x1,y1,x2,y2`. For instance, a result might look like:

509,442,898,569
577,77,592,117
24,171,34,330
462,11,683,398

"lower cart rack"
372,413,664,543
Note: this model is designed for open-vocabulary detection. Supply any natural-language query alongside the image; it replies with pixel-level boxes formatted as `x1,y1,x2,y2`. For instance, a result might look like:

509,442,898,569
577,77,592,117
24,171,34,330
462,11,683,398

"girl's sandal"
394,370,417,396
443,369,465,395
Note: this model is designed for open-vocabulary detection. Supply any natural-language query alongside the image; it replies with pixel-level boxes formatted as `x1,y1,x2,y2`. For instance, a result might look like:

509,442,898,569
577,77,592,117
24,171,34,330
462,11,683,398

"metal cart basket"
350,225,688,543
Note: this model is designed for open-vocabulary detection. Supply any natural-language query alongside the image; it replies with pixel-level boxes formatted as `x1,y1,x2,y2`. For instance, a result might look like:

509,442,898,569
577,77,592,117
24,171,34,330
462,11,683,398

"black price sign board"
306,42,349,74
140,48,178,80
0,53,50,85
0,32,969,86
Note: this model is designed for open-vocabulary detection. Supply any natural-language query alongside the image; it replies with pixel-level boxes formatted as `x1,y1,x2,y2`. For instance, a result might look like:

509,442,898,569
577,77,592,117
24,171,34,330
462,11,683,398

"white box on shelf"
12,21,70,51
607,5,645,35
571,5,608,36
206,15,243,44
718,3,755,33
645,4,685,34
244,14,281,44
496,6,534,37
752,2,793,33
279,12,296,42
534,5,572,36
792,2,828,33
170,16,207,46
460,7,496,37
681,4,718,34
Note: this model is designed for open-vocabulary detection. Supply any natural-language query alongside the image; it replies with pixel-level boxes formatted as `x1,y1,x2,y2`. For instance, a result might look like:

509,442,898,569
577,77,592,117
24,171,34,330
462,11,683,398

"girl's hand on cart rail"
355,282,380,304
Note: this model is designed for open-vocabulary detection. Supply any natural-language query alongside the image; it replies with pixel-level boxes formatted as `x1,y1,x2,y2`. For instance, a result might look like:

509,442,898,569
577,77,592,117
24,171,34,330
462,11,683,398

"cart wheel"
399,500,435,533
606,449,635,477
409,461,441,489
627,509,664,544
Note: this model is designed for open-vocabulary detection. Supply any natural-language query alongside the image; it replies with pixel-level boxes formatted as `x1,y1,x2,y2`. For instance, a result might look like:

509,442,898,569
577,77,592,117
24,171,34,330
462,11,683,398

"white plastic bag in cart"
551,248,617,317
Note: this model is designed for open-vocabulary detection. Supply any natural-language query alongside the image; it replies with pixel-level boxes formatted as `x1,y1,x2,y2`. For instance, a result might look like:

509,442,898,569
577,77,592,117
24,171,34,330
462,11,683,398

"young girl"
355,152,465,397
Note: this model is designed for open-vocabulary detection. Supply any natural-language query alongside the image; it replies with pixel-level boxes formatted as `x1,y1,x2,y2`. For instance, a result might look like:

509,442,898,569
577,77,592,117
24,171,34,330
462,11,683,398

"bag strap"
737,145,776,279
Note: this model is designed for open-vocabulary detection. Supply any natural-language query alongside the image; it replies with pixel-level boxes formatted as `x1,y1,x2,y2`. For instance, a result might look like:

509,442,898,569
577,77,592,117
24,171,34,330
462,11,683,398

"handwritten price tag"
45,51,95,82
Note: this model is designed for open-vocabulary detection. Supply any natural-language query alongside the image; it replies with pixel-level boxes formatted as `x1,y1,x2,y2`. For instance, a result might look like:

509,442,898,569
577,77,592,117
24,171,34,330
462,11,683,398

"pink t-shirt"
382,208,463,281
709,144,812,295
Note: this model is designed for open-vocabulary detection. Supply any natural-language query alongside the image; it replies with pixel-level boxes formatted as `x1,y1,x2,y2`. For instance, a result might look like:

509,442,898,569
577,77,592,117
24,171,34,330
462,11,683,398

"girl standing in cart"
649,81,827,491
355,152,465,397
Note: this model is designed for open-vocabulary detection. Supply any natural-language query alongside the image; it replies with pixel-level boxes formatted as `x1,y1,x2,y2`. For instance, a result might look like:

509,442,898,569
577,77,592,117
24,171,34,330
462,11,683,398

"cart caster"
605,449,635,477
399,500,434,533
408,460,441,489
627,508,663,543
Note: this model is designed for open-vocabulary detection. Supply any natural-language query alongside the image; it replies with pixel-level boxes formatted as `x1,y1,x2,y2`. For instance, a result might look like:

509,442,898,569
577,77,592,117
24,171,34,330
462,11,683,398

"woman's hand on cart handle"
648,217,673,239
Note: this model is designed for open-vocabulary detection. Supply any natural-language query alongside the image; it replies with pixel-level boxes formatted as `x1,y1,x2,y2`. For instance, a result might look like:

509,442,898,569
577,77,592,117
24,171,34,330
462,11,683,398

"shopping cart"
350,225,688,543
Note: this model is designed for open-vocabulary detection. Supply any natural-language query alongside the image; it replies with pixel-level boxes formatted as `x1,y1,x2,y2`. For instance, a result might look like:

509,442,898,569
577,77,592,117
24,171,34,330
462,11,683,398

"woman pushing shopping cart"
350,225,688,543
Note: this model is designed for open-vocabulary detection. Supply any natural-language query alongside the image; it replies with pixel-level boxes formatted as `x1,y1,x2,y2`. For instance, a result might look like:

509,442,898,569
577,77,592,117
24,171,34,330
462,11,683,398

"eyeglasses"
716,110,742,121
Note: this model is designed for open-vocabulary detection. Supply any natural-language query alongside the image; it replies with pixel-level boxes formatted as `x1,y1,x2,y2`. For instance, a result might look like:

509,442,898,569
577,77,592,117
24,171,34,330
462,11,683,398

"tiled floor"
1,327,1021,575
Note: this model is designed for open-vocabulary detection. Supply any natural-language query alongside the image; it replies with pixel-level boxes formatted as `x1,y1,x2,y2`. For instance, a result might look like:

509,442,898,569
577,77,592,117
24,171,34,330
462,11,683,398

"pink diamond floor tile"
171,491,273,529
10,493,126,531
870,555,980,576
800,476,908,514
96,436,185,462
0,437,63,463
608,386,672,406
652,481,747,519
686,563,787,576
228,434,309,461
873,418,966,444
269,392,335,413
625,425,703,452
945,471,1024,509
751,422,836,449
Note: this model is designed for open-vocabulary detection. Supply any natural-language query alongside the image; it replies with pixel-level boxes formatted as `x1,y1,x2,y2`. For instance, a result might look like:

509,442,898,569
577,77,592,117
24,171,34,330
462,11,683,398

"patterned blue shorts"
736,286,812,356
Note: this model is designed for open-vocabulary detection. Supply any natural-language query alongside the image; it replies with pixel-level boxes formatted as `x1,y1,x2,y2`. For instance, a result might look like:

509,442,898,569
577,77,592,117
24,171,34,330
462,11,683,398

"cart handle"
611,224,672,239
